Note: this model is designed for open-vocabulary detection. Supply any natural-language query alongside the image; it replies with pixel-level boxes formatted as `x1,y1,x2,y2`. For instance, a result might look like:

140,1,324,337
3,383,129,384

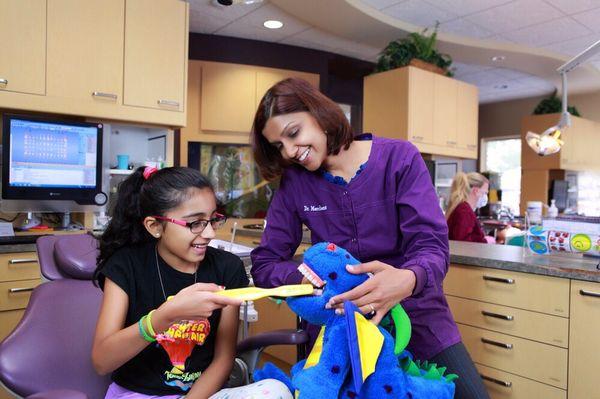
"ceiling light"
263,20,283,29
494,84,509,89
526,127,564,156
491,55,506,62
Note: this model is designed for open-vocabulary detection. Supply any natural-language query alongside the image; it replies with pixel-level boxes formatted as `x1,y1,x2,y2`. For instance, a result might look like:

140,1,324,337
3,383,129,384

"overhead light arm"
526,39,600,156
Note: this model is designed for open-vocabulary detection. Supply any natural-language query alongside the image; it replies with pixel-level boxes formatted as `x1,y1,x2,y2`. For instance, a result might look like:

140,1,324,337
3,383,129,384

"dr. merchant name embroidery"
304,205,328,212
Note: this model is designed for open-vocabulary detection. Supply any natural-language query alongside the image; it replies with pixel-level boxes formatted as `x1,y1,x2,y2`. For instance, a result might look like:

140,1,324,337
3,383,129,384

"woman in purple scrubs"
249,78,489,399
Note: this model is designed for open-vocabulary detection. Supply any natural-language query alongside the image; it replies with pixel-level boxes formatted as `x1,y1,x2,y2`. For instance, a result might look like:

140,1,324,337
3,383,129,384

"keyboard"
0,235,49,245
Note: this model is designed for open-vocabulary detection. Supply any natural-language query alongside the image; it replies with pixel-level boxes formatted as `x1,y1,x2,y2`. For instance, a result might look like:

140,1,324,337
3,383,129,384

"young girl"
250,78,490,399
92,166,292,399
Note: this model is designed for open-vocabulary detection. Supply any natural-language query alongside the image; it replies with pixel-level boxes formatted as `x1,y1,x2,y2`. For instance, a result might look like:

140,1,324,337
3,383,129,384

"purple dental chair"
0,234,307,399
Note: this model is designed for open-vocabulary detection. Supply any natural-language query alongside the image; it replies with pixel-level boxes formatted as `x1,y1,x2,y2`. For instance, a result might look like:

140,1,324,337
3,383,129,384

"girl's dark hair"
251,77,354,181
93,166,213,284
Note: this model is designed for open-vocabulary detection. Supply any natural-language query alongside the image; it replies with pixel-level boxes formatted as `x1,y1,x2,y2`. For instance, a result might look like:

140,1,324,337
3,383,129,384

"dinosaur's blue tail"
253,362,294,394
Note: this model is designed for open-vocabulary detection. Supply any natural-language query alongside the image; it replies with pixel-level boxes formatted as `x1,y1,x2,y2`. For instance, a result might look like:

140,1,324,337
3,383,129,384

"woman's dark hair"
251,77,354,181
93,166,213,285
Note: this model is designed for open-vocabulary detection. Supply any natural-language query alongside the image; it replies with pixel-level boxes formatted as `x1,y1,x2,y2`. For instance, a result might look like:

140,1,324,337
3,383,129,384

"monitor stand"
20,212,42,231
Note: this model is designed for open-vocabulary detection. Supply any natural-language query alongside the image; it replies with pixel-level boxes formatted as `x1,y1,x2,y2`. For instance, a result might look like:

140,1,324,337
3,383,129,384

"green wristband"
146,310,157,337
138,316,155,342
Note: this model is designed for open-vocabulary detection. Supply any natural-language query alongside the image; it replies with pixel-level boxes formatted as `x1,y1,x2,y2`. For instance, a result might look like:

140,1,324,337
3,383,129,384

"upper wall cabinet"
199,61,319,134
47,0,123,109
0,0,188,127
363,66,479,159
0,0,46,95
123,0,187,113
521,114,600,171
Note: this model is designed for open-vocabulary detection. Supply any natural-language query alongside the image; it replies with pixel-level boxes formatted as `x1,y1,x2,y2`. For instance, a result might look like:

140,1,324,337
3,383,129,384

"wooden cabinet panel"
0,308,24,341
568,280,600,399
407,67,434,145
124,0,188,112
456,81,478,154
0,279,40,312
249,299,297,366
477,364,566,399
47,0,123,107
433,74,457,147
0,252,39,282
0,0,46,95
445,264,569,317
200,62,256,133
447,295,568,347
459,323,568,389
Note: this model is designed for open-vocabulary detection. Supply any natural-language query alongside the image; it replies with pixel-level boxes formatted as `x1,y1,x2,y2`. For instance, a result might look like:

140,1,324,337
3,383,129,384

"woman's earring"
155,233,160,238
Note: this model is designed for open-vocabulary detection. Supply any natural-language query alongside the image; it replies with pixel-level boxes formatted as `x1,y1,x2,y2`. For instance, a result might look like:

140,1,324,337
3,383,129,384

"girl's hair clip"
143,166,159,180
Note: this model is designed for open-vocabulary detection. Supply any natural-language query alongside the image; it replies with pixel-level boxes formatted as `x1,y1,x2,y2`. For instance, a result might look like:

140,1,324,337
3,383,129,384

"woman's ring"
366,304,377,319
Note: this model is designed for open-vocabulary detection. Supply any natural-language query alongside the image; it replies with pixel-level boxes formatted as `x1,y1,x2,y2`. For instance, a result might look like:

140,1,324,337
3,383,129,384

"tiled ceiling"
188,0,600,104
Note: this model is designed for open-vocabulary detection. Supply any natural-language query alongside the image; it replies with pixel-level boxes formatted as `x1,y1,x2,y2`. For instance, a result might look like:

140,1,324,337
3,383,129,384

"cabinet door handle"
467,144,477,149
482,275,514,284
480,374,512,388
157,99,180,107
9,287,35,293
580,289,600,298
446,140,457,145
92,91,118,100
481,337,513,349
0,78,7,85
8,258,38,265
481,310,514,321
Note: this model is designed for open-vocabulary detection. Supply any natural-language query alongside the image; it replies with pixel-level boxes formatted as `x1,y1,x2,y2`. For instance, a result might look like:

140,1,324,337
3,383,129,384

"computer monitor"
2,114,107,209
550,179,568,212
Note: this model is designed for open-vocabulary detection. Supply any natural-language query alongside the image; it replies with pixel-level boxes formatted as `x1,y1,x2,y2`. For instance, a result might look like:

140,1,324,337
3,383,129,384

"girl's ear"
143,216,162,238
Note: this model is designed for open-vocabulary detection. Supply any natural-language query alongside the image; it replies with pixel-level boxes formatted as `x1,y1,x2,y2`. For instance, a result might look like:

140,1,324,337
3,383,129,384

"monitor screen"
2,114,105,206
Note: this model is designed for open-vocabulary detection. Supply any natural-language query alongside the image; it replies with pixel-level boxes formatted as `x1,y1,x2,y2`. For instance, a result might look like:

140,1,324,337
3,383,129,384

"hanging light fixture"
526,39,600,156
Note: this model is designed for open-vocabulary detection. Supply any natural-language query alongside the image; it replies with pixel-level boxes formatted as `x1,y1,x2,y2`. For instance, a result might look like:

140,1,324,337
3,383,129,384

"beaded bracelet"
138,316,155,342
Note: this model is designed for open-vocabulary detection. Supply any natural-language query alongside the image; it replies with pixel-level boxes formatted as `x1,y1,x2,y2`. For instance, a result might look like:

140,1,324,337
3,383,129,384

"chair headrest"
54,235,99,279
37,234,99,280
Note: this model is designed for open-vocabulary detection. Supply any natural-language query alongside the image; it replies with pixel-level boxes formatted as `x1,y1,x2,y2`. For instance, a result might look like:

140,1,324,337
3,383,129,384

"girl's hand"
326,261,416,325
157,283,243,325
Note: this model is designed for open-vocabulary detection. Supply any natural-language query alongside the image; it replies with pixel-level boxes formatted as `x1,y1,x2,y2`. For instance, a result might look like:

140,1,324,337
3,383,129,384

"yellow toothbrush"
216,284,316,301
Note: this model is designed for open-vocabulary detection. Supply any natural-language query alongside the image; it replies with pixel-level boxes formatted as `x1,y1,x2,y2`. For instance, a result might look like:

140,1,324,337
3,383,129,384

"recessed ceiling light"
263,20,283,29
491,55,506,62
494,84,509,89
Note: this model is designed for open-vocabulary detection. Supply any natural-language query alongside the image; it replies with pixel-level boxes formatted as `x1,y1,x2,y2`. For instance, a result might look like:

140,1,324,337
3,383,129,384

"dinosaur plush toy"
254,242,457,399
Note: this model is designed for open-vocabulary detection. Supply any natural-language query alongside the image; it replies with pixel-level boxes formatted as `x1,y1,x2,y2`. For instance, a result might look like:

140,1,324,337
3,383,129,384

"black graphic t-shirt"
99,242,249,395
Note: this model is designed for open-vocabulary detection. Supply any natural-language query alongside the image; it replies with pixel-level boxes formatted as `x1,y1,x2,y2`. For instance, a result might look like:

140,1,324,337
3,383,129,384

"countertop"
450,241,600,282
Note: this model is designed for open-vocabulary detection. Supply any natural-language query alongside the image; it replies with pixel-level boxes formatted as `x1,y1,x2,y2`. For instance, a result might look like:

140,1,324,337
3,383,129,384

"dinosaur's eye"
328,272,337,280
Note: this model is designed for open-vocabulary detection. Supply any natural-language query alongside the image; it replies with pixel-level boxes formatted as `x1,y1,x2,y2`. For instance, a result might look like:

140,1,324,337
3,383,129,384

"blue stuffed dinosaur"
254,242,456,399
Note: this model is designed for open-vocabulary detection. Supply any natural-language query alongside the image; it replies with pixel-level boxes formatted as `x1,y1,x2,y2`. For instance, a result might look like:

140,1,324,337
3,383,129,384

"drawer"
477,364,566,399
0,279,41,311
0,308,25,341
445,264,569,317
0,252,40,282
458,323,567,389
447,295,568,348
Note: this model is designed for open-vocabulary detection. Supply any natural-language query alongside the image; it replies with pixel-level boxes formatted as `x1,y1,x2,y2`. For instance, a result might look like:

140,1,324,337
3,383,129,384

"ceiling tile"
189,10,233,34
543,0,600,14
465,0,565,34
492,67,537,80
502,17,592,47
543,33,600,56
381,0,458,28
440,18,495,38
456,69,507,85
451,62,494,77
187,0,263,20
572,7,600,32
361,0,407,10
424,0,514,16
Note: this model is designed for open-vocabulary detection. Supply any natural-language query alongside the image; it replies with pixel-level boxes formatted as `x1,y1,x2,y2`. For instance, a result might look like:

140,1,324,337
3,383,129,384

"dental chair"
0,234,307,399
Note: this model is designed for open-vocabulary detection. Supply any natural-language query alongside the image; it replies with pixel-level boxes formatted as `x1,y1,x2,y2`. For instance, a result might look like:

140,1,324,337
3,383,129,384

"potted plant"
375,22,453,76
533,90,581,116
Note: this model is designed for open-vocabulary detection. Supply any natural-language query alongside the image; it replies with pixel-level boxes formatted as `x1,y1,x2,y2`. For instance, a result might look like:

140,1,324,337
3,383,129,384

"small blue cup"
117,154,129,170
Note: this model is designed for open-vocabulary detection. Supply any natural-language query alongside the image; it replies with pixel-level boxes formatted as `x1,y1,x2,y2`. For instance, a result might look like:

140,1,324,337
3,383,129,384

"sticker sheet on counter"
527,225,600,256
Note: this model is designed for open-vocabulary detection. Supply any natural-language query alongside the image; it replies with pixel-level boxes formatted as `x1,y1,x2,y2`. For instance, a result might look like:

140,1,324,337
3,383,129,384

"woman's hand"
154,283,243,330
326,261,416,324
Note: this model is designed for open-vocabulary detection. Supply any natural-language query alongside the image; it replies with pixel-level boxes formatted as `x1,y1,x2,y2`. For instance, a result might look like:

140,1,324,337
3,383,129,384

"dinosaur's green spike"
429,362,437,370
390,304,412,355
437,366,447,377
445,373,459,383
406,361,422,377
424,365,442,380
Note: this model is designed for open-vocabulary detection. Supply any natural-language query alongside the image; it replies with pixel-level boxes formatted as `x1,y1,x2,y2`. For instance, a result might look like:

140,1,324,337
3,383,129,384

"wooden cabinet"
568,280,600,399
363,66,478,159
0,251,40,399
0,0,46,95
47,0,123,108
123,0,188,113
445,263,570,398
0,0,188,127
